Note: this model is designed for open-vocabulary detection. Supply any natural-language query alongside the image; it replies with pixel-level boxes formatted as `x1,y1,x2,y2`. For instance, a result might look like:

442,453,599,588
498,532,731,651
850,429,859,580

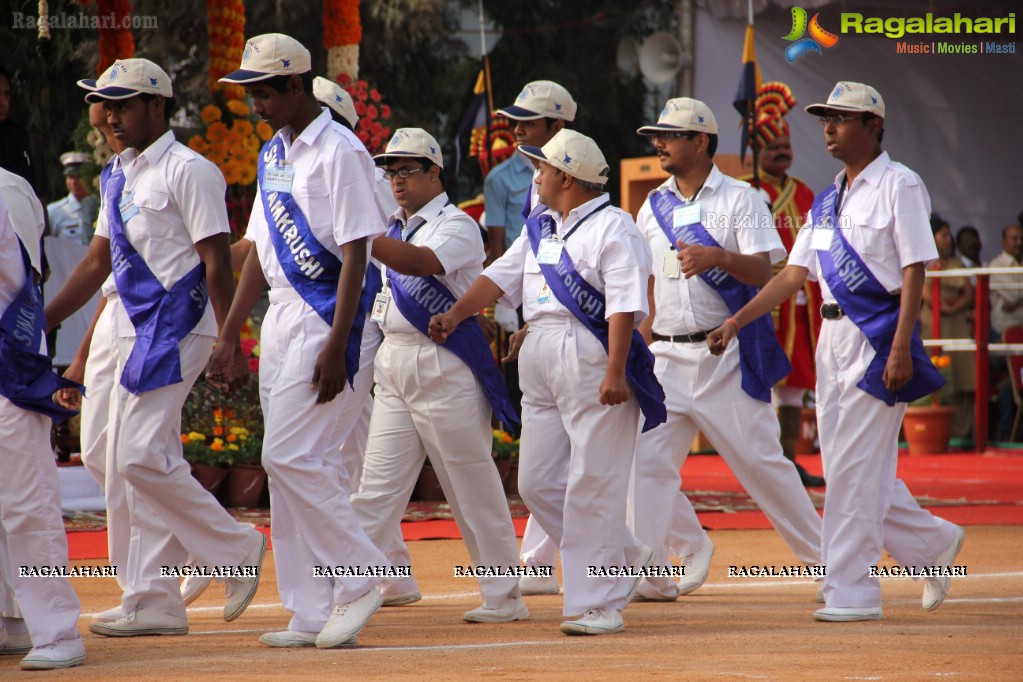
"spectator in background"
988,224,1023,337
0,65,49,200
920,218,974,439
956,225,982,269
46,152,99,244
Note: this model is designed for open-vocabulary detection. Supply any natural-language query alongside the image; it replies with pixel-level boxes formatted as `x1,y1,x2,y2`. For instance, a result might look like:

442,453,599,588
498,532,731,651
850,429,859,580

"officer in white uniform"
0,167,85,670
212,34,391,649
708,82,964,621
46,151,99,244
45,58,267,637
430,130,659,636
349,128,527,623
630,98,823,601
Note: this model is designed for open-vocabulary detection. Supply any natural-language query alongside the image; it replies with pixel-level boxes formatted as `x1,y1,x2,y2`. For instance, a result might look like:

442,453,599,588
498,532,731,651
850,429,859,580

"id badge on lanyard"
263,162,295,193
536,237,565,265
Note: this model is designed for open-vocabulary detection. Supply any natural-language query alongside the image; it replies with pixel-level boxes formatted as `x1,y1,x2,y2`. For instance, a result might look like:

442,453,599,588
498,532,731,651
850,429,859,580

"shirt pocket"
128,190,171,238
852,212,893,259
293,175,332,230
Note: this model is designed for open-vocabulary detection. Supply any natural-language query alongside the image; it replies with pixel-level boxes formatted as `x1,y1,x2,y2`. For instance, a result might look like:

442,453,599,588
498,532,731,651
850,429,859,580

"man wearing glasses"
350,128,526,625
708,82,965,621
629,98,823,602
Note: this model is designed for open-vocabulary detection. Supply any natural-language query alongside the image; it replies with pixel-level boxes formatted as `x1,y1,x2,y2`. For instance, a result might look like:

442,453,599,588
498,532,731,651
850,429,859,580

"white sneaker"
519,575,560,595
677,538,715,595
560,609,625,636
315,590,383,649
90,606,123,623
19,637,85,671
814,582,825,604
381,591,422,607
463,598,529,623
259,630,339,648
88,608,188,637
223,531,267,622
813,606,883,622
0,630,32,655
632,578,680,602
923,526,966,611
181,573,214,606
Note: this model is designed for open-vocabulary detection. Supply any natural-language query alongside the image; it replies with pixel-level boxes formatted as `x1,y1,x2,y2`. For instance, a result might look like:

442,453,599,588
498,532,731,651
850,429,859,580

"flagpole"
478,0,492,172
748,0,760,190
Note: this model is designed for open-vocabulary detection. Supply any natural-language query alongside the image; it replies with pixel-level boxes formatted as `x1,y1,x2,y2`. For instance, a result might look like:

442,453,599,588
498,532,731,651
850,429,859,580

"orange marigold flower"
201,104,222,124
226,99,250,117
256,121,273,141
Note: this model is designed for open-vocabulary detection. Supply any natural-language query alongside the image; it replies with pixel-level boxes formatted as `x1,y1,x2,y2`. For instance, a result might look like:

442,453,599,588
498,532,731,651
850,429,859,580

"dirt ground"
4,525,1021,681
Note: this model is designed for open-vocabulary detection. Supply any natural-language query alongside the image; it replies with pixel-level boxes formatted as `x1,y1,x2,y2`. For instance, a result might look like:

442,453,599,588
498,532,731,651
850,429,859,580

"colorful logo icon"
783,7,839,63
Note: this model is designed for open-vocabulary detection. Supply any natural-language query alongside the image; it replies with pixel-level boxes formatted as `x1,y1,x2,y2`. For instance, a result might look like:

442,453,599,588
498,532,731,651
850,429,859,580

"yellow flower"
188,432,206,442
228,444,240,451
200,105,222,124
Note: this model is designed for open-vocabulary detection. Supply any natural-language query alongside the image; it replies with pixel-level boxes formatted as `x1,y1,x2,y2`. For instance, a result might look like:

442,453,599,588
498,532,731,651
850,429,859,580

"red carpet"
66,452,1023,559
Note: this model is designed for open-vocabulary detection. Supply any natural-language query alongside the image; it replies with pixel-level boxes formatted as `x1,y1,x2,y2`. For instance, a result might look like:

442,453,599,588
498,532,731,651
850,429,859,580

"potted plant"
902,354,956,455
182,431,231,495
492,428,520,496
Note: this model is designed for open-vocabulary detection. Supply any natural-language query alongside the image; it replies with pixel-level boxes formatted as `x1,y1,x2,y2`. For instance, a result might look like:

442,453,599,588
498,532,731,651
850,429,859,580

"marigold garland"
324,0,360,81
206,0,246,101
96,0,135,73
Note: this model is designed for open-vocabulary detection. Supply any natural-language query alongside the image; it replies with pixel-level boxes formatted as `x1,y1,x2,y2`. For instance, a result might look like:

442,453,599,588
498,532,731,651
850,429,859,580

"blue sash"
359,262,382,321
384,221,519,426
810,185,943,405
649,189,791,402
523,207,666,432
0,239,83,422
258,136,365,387
105,167,208,394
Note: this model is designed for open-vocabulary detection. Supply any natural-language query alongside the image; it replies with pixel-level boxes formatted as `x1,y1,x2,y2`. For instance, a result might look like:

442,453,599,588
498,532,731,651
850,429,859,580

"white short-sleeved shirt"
636,165,783,335
245,109,385,290
95,130,230,337
789,151,935,298
380,192,484,336
0,167,45,275
484,194,651,326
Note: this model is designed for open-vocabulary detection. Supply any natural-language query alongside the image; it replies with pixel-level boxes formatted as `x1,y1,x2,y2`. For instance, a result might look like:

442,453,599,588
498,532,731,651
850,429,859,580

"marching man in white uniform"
430,130,665,636
629,98,823,600
0,167,85,670
210,34,391,648
708,82,965,621
350,128,527,623
45,58,267,638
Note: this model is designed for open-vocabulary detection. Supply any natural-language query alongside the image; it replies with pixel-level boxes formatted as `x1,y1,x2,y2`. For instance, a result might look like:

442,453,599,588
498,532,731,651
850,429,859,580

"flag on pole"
455,57,493,177
732,20,762,165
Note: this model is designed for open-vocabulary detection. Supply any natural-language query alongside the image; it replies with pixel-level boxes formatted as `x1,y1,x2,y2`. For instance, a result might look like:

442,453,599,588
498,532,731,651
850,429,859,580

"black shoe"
796,463,826,488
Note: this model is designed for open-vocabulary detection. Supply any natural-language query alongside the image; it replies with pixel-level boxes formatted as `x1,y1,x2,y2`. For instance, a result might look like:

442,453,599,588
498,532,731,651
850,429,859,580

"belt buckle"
821,303,843,320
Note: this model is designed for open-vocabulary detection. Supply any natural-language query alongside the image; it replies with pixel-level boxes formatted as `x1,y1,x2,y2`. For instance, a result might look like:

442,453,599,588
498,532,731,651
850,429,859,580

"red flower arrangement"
336,73,392,155
96,0,135,73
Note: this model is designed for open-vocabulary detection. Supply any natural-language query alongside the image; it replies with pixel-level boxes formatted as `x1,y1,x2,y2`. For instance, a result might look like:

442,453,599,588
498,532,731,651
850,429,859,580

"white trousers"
80,299,128,589
519,515,558,568
518,319,642,616
351,333,521,608
816,317,958,608
260,296,390,633
0,397,81,648
111,333,257,620
338,317,382,490
630,339,822,592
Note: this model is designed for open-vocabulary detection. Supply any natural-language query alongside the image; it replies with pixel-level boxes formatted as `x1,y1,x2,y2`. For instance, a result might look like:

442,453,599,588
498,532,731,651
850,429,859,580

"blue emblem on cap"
392,133,404,146
281,58,291,69
107,68,119,83
831,85,844,100
562,153,572,165
697,115,704,124
430,146,437,156
335,94,344,103
870,96,877,105
149,77,158,87
242,45,252,63
554,102,562,112
660,104,670,119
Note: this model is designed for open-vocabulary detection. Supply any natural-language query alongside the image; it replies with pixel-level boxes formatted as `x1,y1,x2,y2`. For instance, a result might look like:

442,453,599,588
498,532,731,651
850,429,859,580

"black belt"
820,303,845,320
652,331,712,343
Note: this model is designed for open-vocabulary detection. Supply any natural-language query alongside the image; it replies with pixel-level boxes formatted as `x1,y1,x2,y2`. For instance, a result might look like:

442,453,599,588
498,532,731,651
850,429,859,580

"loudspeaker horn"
616,35,640,77
638,32,683,85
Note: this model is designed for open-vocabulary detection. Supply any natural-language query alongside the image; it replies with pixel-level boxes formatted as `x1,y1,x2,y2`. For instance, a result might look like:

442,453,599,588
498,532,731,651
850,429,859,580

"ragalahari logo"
783,7,840,62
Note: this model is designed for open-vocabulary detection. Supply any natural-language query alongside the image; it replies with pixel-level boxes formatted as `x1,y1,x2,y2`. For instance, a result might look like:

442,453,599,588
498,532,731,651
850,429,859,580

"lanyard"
555,200,611,242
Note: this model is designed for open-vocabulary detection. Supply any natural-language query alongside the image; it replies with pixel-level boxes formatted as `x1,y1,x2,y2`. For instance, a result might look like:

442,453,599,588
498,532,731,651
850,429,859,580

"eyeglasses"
818,114,866,127
382,167,424,180
651,131,688,141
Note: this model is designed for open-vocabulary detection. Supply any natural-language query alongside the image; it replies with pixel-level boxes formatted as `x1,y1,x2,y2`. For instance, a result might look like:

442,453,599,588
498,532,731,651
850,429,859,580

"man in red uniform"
740,82,824,488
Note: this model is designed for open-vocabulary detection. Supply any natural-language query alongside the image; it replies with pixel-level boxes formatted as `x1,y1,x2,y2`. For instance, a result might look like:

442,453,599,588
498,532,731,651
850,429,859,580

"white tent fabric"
692,1,1022,262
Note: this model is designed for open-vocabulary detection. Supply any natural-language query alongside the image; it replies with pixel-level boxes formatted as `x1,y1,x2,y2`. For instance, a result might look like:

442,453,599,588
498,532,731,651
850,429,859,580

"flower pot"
797,408,819,454
902,406,956,455
413,463,446,502
191,462,230,495
504,461,519,497
493,458,516,495
226,463,268,508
